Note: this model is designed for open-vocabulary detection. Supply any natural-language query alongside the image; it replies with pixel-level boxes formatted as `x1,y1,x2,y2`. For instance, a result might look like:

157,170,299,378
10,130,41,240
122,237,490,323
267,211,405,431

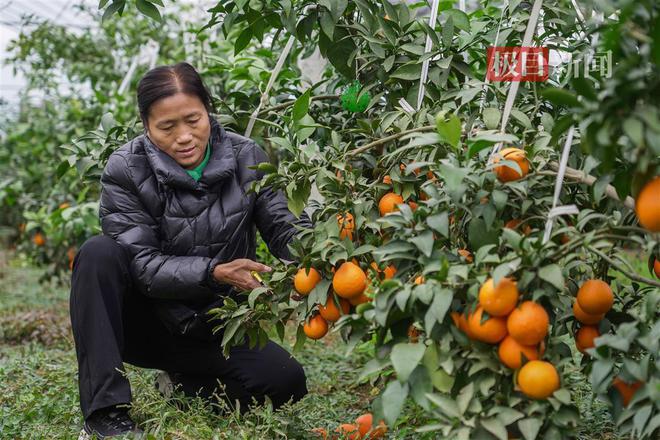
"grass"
0,247,645,439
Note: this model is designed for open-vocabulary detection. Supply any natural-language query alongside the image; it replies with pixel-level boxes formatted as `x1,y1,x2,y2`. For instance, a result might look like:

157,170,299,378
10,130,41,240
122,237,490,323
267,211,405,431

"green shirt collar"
185,141,212,182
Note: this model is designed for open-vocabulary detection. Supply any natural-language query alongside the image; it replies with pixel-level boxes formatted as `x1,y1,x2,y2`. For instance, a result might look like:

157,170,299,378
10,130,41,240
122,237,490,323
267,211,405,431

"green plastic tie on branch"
340,81,370,113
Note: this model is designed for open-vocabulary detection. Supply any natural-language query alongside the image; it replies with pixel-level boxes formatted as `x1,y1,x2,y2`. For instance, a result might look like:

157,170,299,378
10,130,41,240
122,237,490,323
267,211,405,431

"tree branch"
347,125,436,157
257,94,339,116
587,246,660,288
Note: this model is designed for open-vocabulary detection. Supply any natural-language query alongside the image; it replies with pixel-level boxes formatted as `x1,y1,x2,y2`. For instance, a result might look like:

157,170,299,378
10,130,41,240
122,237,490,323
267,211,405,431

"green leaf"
426,393,460,419
430,288,453,324
435,111,462,148
98,0,111,9
427,212,449,238
221,317,242,347
391,63,422,80
248,287,269,308
136,0,162,22
444,9,470,32
381,381,408,426
101,0,124,21
518,418,543,440
410,230,435,257
481,417,507,440
391,342,426,382
292,89,311,121
541,87,581,108
234,26,252,55
483,108,500,130
538,264,564,290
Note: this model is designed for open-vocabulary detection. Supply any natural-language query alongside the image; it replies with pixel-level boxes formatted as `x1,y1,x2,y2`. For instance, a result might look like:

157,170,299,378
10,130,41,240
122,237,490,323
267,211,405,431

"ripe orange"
457,249,473,263
67,247,76,271
575,325,600,353
451,311,475,339
333,262,367,298
369,262,396,280
348,292,371,306
355,413,387,439
635,177,660,232
573,300,604,325
59,202,70,209
612,377,643,407
504,219,532,236
654,258,660,278
18,222,26,233
518,360,560,399
408,324,421,343
337,212,355,241
467,306,508,344
303,314,328,340
294,267,322,295
378,192,404,216
408,200,419,211
507,301,549,345
498,335,540,369
494,147,529,182
335,423,360,440
577,279,613,315
32,232,46,247
479,277,519,317
319,295,350,322
414,275,425,285
426,170,436,181
382,175,392,185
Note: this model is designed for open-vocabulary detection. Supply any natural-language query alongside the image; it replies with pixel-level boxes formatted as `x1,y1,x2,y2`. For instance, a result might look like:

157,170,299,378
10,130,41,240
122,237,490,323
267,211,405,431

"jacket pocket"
152,300,218,342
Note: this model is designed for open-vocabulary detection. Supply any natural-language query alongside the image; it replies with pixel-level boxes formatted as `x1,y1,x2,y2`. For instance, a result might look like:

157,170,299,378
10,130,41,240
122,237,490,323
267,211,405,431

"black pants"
69,235,307,419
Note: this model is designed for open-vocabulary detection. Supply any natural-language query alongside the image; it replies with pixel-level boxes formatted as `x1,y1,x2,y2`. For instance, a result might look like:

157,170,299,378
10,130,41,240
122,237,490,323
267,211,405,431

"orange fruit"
348,292,371,306
355,413,387,439
335,423,360,440
467,306,508,344
507,301,549,345
32,232,46,247
504,219,532,236
458,249,473,263
517,360,560,399
319,295,350,322
494,147,529,182
478,277,519,317
577,279,613,315
498,335,541,369
333,262,367,298
575,325,600,353
59,202,70,209
426,170,436,181
294,267,322,296
451,311,475,339
369,262,396,280
654,258,660,278
378,192,404,216
67,247,76,271
407,325,421,343
337,212,355,239
635,177,660,232
573,300,604,325
382,175,392,185
414,275,425,285
18,222,26,233
303,314,328,340
311,427,328,439
408,201,419,211
612,377,643,407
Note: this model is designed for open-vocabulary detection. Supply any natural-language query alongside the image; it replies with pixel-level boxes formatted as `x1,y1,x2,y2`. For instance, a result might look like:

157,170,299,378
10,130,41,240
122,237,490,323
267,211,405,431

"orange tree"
194,1,660,438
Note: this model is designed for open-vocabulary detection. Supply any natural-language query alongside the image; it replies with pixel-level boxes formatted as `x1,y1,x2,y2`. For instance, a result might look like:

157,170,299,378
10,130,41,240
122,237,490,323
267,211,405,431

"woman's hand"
212,259,272,291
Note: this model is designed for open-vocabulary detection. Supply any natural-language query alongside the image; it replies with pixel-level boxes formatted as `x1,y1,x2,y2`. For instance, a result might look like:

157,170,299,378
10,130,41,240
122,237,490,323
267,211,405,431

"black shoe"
79,406,143,439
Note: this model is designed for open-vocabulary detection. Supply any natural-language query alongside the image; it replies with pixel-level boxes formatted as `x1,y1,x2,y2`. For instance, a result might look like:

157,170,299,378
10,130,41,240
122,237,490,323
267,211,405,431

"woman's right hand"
212,259,272,291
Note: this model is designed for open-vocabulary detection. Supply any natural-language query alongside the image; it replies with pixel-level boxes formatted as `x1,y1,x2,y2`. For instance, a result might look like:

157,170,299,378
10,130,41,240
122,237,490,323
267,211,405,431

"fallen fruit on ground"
355,413,387,439
507,301,549,345
479,277,519,317
577,279,614,315
518,360,560,399
294,267,322,295
333,261,367,298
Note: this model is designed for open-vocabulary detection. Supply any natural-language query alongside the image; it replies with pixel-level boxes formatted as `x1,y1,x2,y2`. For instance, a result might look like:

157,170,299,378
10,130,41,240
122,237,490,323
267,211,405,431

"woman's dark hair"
137,62,214,124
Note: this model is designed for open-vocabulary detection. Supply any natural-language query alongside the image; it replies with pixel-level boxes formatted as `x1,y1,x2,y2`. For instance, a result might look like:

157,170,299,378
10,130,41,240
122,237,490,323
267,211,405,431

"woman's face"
146,92,211,170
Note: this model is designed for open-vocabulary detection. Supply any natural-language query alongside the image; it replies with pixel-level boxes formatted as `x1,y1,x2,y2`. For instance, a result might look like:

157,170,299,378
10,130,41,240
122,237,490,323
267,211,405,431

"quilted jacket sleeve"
99,152,218,300
250,144,312,261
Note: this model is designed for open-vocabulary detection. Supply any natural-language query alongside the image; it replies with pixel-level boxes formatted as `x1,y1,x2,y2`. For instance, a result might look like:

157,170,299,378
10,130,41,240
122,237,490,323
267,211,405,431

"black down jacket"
99,118,311,339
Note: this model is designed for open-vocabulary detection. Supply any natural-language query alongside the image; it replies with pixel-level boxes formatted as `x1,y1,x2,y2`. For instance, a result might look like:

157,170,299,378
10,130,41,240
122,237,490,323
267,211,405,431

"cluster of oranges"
572,279,613,353
451,277,559,399
312,413,387,440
